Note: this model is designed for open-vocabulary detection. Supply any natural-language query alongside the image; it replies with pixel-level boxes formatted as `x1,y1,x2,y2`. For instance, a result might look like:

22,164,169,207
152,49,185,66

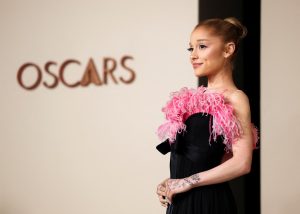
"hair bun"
224,17,247,39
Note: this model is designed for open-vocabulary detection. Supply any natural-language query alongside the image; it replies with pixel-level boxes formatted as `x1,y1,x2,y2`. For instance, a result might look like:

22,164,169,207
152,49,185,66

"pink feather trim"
156,86,259,151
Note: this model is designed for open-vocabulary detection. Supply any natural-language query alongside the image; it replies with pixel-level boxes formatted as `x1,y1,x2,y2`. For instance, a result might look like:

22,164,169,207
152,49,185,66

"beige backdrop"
0,1,198,213
261,0,300,213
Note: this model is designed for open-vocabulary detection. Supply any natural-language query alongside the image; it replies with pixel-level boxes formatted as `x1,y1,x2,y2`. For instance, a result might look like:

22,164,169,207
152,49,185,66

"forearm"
186,155,252,188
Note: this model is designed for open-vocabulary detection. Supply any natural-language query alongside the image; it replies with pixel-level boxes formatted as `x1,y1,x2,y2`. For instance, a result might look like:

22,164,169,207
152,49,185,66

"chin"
194,70,206,78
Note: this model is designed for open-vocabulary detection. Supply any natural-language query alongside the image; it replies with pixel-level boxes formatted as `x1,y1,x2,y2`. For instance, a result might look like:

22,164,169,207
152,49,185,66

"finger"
157,184,167,193
157,189,167,197
166,186,170,195
157,184,162,191
160,185,166,192
165,190,173,204
157,190,166,197
157,185,167,196
156,184,161,195
159,196,169,207
166,195,172,204
160,178,169,185
160,201,168,207
164,179,170,186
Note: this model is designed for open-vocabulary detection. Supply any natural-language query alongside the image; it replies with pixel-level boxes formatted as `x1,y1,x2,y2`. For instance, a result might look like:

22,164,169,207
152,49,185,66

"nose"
190,50,198,61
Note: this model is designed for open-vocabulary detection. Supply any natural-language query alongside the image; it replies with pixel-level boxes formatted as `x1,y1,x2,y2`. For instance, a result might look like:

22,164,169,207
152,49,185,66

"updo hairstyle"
194,17,247,59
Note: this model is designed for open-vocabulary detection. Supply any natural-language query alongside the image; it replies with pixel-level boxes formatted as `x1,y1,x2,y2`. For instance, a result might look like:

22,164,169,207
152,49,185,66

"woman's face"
189,27,227,77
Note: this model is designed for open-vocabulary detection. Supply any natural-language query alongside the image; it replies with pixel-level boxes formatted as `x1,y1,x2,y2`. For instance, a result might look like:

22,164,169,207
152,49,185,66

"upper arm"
227,90,253,168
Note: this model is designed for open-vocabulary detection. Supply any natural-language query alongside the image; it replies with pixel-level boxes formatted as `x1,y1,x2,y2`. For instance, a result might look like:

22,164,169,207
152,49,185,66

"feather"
156,86,259,151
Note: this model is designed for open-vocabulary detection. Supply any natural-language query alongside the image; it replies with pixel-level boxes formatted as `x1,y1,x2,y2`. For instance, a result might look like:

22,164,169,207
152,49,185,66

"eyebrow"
189,39,210,46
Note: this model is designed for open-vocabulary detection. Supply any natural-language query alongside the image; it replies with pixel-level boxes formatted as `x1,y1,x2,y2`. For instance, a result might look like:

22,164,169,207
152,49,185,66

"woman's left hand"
164,177,195,204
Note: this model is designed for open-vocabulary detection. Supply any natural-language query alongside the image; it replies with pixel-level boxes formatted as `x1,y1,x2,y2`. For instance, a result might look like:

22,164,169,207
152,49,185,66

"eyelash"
187,45,207,52
187,47,193,52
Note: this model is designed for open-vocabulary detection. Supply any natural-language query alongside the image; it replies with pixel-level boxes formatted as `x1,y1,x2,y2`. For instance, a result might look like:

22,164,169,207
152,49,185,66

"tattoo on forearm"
184,174,201,186
168,174,201,192
191,174,201,182
169,179,187,191
183,178,193,186
171,180,183,189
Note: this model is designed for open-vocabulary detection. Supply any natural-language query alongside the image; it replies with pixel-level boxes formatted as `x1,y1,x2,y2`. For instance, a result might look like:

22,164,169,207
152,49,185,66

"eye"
187,47,193,52
199,44,207,49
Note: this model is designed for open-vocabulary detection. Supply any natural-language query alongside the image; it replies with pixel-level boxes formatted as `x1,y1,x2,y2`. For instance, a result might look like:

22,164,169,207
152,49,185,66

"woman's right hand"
156,178,170,207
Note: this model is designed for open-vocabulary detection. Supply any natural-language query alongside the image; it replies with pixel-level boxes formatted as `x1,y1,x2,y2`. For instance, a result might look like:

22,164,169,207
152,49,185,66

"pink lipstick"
192,63,203,69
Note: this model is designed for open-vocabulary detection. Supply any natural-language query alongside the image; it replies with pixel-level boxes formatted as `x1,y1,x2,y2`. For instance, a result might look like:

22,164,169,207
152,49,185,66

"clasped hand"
156,177,194,207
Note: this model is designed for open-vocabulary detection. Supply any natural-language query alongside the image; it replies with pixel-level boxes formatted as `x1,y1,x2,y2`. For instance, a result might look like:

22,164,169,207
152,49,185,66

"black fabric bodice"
170,113,225,179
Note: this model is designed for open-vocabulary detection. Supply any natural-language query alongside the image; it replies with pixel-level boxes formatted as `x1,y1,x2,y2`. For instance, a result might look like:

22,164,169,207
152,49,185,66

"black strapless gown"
157,112,237,214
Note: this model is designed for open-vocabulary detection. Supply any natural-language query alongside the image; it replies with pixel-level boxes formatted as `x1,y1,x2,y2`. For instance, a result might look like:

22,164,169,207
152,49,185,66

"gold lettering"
60,59,81,87
103,57,118,84
80,58,102,86
17,63,42,90
44,61,59,88
119,56,135,84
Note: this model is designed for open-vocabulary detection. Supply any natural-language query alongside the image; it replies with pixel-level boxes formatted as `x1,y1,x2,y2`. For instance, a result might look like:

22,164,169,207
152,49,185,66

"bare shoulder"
227,90,250,109
225,89,251,122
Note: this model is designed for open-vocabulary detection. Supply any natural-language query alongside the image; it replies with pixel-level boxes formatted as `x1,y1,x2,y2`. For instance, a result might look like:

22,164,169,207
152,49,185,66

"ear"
223,42,235,58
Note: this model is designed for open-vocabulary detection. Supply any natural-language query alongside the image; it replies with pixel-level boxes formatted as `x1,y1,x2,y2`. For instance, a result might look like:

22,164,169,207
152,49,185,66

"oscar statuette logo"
17,55,136,90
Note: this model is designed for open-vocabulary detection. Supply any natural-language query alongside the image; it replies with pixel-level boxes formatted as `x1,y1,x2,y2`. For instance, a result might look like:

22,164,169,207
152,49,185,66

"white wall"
0,1,198,213
261,0,300,213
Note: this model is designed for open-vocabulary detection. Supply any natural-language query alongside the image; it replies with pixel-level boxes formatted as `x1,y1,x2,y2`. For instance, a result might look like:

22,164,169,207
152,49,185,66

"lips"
192,63,203,69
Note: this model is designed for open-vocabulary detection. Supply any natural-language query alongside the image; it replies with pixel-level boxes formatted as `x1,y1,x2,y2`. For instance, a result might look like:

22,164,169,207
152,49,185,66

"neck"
206,66,236,90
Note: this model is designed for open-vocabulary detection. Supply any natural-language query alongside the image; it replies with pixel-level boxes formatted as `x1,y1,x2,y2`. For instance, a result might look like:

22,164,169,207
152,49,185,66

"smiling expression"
188,27,229,77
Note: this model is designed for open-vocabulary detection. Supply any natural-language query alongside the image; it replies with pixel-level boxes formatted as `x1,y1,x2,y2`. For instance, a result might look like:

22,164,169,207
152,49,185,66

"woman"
155,17,258,214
